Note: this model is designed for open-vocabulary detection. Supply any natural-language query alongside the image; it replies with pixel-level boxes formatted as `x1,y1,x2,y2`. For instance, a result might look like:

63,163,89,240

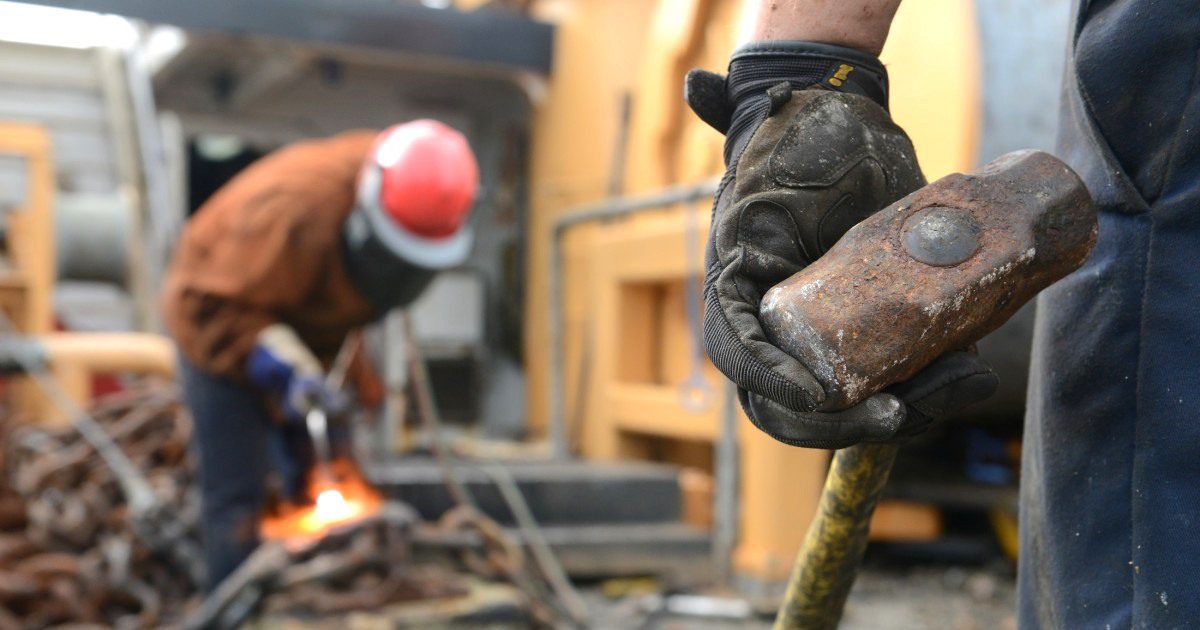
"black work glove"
688,41,998,449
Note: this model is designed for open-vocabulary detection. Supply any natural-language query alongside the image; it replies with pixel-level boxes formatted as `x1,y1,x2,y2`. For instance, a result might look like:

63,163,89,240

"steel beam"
18,0,554,75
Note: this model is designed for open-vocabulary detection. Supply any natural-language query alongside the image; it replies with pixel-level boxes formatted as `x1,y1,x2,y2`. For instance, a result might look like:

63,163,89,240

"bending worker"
693,0,1197,626
161,121,479,587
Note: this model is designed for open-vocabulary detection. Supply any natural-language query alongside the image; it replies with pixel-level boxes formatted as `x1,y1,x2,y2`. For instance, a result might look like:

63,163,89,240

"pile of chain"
1,382,199,628
0,380,558,628
189,504,471,628
262,512,462,617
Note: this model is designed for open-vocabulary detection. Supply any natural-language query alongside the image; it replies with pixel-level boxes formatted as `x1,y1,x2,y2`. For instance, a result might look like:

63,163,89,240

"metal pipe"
38,332,176,377
547,178,719,458
713,381,739,587
55,194,130,285
479,463,589,625
381,311,409,455
1,332,175,425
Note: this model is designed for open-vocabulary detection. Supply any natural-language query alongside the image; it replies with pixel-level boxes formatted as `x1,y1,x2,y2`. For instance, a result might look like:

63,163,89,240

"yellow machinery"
523,0,981,581
0,121,174,423
0,122,55,339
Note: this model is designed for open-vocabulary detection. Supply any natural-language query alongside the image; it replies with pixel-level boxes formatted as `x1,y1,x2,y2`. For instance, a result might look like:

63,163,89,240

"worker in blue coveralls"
690,0,1198,626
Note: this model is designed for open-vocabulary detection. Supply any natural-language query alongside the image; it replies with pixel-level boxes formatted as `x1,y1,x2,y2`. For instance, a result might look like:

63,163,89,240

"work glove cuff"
728,41,888,106
686,41,890,164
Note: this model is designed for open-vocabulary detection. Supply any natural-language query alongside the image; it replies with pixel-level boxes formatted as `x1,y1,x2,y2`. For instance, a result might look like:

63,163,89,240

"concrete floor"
587,563,1016,630
840,565,1016,630
255,561,1017,628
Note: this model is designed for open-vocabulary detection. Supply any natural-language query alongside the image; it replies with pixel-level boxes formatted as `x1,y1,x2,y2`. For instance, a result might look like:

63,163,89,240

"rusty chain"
1,379,560,628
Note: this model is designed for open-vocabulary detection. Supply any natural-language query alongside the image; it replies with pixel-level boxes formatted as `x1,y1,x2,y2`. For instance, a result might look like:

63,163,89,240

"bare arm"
749,0,902,55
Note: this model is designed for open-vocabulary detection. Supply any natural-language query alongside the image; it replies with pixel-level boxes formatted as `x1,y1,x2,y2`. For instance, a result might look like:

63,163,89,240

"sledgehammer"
761,150,1097,629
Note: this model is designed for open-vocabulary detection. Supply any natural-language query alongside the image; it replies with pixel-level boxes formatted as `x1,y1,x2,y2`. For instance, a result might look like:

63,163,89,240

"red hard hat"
363,120,479,239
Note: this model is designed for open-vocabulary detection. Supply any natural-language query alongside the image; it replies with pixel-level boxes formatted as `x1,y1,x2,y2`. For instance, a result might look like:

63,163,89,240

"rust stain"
761,150,1098,410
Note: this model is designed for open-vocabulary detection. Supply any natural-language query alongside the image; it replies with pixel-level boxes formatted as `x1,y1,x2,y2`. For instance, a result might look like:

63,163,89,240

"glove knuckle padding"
720,90,925,267
705,90,926,422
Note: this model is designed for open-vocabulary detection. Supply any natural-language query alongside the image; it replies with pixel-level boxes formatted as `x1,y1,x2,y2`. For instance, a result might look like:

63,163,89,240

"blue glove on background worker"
245,324,340,422
244,323,345,504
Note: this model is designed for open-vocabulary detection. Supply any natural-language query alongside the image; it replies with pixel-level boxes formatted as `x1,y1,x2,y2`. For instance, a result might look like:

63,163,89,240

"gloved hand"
688,41,997,449
246,324,340,421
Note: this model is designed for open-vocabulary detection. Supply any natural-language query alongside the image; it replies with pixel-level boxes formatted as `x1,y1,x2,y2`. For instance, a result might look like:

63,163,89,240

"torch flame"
261,460,382,544
315,488,351,521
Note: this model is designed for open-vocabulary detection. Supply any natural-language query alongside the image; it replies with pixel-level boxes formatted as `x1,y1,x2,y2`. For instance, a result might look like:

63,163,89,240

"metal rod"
305,407,335,485
124,45,176,332
325,330,360,393
381,312,409,455
480,463,589,625
773,443,899,630
185,542,290,630
713,381,739,587
554,179,721,233
401,311,475,510
547,178,719,458
402,314,582,626
306,333,359,485
605,92,632,198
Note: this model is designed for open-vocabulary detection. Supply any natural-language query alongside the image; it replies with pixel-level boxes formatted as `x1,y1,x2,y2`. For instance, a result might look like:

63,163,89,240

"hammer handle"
774,443,899,630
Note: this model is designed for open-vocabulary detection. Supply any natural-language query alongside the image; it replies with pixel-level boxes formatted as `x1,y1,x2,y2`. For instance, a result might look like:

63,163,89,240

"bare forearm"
749,0,902,56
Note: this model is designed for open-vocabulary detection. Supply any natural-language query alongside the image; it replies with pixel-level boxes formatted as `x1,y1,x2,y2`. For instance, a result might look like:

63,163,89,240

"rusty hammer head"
759,150,1097,410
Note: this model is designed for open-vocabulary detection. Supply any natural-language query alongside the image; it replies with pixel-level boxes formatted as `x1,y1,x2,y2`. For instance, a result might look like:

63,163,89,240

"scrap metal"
2,382,199,628
185,504,466,628
0,311,204,584
0,380,560,628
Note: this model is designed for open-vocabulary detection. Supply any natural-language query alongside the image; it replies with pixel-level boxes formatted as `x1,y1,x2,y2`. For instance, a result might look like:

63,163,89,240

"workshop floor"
587,563,1017,630
251,562,1016,628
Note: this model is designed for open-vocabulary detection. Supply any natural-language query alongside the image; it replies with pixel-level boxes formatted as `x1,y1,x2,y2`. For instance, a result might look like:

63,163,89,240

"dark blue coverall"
1019,1,1200,626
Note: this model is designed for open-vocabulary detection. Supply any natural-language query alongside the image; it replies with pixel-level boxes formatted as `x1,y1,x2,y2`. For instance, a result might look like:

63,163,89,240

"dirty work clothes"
180,358,324,589
1019,1,1200,627
182,358,275,589
162,131,380,380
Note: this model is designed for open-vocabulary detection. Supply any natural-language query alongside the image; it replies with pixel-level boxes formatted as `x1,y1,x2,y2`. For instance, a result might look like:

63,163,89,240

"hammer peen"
762,150,1097,629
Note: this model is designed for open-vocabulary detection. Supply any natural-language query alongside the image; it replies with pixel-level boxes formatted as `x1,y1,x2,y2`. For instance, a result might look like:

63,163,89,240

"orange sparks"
260,460,382,543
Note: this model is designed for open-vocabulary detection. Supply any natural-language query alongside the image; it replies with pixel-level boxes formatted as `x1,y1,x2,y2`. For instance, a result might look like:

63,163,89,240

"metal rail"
546,178,720,459
23,0,555,75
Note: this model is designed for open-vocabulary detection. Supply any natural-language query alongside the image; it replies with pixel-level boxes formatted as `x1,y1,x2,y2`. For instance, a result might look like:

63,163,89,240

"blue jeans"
179,358,313,590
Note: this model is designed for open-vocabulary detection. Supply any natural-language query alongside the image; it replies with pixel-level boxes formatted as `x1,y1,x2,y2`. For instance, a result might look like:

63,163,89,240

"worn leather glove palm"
688,41,998,449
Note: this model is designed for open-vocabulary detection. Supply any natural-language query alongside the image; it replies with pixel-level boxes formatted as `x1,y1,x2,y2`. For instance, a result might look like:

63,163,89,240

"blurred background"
0,0,1070,627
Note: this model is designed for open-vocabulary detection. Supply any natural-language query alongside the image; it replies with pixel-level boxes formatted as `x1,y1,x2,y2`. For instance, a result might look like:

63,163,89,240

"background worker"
692,0,1199,626
161,120,479,588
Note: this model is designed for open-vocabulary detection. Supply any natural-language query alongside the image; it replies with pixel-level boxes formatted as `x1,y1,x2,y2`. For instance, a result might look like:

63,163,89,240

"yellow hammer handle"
774,442,900,630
